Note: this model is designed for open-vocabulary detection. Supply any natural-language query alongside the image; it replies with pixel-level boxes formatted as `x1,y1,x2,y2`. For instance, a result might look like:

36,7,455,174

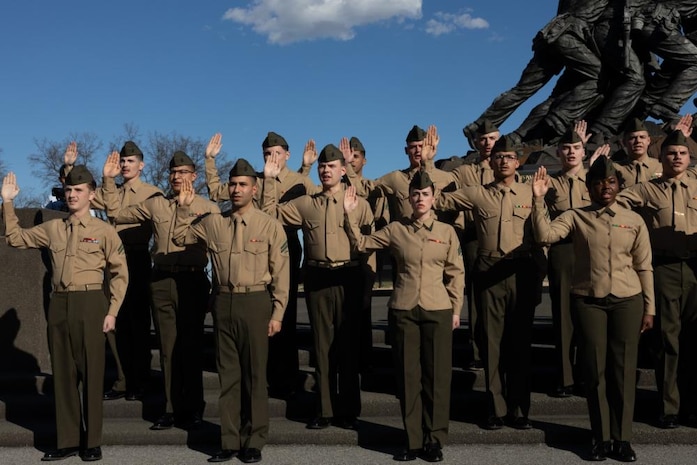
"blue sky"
1,1,558,197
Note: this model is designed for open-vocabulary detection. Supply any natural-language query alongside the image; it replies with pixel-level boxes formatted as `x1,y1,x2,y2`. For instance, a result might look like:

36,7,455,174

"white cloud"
223,0,422,44
425,11,489,37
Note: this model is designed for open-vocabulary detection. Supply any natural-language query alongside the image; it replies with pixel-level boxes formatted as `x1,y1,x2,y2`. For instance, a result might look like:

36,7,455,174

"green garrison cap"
318,144,344,163
586,156,617,187
558,127,583,145
492,134,520,154
476,119,499,135
64,165,95,186
262,131,288,149
350,136,365,153
120,141,143,158
624,117,649,134
406,125,427,143
409,170,434,191
661,130,690,149
228,158,258,178
169,151,195,169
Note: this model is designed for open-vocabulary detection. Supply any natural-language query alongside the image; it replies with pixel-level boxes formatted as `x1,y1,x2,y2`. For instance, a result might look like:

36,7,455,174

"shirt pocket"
476,208,498,238
209,240,230,257
302,219,321,245
244,240,268,273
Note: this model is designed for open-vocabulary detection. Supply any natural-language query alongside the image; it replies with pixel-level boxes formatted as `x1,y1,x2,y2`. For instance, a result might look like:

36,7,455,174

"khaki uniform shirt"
103,182,220,268
205,159,320,204
436,181,536,255
545,168,591,219
617,176,697,255
614,155,662,188
532,198,655,315
346,212,465,314
3,202,128,316
262,178,374,263
172,206,290,321
96,177,162,247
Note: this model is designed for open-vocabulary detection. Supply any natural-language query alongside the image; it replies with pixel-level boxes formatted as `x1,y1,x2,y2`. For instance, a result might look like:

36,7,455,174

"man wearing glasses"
436,135,542,432
102,151,220,430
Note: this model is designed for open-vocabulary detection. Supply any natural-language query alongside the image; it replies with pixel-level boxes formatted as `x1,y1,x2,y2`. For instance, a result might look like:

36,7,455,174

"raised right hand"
1,172,20,202
103,151,121,178
532,166,550,198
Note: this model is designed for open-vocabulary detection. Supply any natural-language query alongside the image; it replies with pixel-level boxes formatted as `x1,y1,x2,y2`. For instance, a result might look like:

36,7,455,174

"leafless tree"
28,133,103,186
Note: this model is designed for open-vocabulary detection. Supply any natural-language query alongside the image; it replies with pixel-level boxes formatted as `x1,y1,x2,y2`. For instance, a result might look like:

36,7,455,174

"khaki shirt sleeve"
423,159,458,187
299,163,312,177
2,201,51,249
631,221,655,316
261,177,304,227
205,157,230,201
616,184,647,210
172,205,207,246
532,197,573,244
435,187,478,212
104,227,129,317
443,226,465,316
109,195,154,225
345,210,391,253
268,220,290,321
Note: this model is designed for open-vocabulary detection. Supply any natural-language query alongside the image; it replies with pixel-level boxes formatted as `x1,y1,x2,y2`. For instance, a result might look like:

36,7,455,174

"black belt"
306,259,359,269
153,264,205,273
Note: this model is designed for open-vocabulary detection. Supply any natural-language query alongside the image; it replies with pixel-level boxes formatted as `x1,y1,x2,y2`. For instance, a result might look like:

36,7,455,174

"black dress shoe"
658,414,679,429
307,416,332,429
420,443,443,462
41,447,80,461
239,448,262,463
484,415,504,430
150,413,175,430
207,449,238,463
176,413,203,430
610,441,637,462
393,449,419,461
589,441,610,461
125,389,144,401
333,416,359,430
552,385,574,398
508,416,533,430
102,389,126,401
80,447,102,462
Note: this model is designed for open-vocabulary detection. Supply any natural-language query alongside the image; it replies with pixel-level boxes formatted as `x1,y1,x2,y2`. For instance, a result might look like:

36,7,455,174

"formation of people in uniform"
2,116,697,463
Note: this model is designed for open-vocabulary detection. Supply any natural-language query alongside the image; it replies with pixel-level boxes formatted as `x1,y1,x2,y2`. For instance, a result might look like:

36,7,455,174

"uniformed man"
617,130,697,429
432,120,502,371
262,144,374,430
614,118,662,188
436,135,542,430
532,157,654,462
205,132,318,399
344,172,465,462
339,136,384,374
543,127,593,397
348,125,455,223
2,167,128,462
172,159,290,463
102,151,220,430
66,141,163,401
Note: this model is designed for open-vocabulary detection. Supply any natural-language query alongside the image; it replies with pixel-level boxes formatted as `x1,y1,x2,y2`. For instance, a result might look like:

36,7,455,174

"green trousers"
653,258,697,417
48,290,107,449
390,307,453,450
548,241,577,387
213,291,271,450
572,293,643,442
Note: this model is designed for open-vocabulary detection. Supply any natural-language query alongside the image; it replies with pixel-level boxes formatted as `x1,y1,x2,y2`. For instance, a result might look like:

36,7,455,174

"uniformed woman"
531,158,654,462
344,172,465,463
